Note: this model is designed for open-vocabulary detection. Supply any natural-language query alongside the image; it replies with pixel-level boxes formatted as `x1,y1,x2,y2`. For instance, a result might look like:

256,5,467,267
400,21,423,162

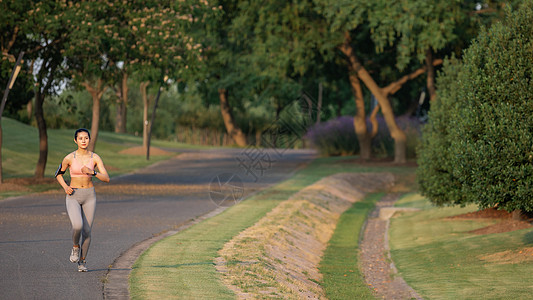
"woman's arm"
92,153,110,183
56,156,73,195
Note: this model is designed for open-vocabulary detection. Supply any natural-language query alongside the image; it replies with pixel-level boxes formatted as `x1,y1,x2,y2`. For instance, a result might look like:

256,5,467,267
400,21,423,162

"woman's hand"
81,166,94,175
64,185,74,195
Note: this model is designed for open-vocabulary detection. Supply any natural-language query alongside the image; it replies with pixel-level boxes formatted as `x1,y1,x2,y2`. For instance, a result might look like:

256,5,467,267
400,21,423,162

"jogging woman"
55,128,110,272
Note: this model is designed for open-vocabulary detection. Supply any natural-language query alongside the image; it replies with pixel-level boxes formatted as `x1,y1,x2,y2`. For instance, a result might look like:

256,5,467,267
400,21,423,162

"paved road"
0,148,315,300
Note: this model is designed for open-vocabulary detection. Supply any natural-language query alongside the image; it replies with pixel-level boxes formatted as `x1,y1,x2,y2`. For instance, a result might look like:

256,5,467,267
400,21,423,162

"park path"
360,194,423,300
0,148,315,300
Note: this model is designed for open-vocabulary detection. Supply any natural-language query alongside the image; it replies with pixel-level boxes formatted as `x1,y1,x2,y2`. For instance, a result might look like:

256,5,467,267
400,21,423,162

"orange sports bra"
70,152,94,178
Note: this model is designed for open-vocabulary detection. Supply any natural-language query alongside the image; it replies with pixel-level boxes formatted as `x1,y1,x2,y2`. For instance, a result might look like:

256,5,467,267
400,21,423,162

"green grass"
390,194,533,299
319,192,383,300
129,157,415,299
129,180,300,299
1,117,206,198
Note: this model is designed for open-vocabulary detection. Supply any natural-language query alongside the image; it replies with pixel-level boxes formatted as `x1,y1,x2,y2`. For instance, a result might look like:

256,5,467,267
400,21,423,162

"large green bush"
417,1,533,212
417,57,469,207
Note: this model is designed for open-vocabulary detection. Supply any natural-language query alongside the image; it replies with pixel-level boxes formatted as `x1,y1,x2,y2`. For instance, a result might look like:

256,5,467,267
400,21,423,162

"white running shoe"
77,260,88,272
70,247,80,263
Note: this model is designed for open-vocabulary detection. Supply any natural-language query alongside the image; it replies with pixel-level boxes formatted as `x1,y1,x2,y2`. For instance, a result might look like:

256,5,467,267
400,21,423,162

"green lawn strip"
390,194,533,299
130,158,415,299
319,192,383,300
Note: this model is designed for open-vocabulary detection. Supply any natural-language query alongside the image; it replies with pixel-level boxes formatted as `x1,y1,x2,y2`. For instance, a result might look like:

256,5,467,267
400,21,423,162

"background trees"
1,0,527,189
417,1,533,214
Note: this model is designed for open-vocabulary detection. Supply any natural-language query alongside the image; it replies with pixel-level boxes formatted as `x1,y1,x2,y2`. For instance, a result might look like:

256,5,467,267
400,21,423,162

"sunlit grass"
390,194,533,299
0,118,204,198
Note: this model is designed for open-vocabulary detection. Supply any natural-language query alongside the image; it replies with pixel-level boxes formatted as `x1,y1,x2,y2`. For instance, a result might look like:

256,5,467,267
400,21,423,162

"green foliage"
417,1,533,212
369,0,464,69
417,57,468,206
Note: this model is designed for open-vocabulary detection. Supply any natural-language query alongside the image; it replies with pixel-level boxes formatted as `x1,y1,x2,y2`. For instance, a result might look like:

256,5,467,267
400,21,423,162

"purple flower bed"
305,116,359,156
306,115,422,158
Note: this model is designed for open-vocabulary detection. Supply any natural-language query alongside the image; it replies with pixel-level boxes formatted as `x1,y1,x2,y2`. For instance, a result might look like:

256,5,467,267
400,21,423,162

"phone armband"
55,164,66,177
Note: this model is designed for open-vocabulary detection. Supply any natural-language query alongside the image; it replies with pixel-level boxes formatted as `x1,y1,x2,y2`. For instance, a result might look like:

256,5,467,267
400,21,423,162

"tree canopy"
1,0,525,178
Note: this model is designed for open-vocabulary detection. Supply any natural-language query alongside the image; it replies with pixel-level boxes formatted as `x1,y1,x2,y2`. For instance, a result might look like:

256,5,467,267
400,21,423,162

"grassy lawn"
129,157,415,299
391,193,533,299
0,117,208,198
319,192,383,300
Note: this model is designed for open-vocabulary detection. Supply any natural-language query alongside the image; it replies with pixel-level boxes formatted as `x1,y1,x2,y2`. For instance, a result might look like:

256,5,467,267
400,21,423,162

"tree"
196,0,251,147
417,1,533,214
229,0,443,162
1,1,35,122
27,1,79,178
64,1,114,151
1,1,83,178
130,0,213,157
1,1,32,183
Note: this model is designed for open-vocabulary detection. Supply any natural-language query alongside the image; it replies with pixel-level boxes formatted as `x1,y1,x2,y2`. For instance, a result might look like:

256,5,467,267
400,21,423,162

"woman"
55,128,110,272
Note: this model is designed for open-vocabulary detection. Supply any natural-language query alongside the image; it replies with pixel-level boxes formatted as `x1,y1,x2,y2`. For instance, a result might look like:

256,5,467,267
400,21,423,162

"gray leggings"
66,187,96,259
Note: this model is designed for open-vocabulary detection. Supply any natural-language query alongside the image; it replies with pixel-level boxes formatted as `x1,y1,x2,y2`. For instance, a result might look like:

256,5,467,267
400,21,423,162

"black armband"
55,164,66,177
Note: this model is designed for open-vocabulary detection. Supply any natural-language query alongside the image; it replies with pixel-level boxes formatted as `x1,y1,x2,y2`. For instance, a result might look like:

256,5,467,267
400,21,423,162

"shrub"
417,2,533,212
417,57,469,206
306,115,422,158
305,116,359,156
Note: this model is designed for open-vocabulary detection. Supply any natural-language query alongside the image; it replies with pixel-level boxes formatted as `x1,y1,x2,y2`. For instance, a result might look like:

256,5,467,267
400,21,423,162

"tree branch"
382,59,443,96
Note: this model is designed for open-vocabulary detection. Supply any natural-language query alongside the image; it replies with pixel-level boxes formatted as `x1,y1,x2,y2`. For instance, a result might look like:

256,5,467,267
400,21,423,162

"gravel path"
360,194,423,300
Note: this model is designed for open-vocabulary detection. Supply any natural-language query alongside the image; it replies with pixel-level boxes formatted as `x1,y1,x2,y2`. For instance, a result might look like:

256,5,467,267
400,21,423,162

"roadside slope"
216,173,394,298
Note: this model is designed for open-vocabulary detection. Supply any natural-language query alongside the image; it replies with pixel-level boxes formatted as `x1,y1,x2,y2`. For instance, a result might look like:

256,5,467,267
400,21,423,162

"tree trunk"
316,82,323,124
425,48,437,102
340,32,407,163
140,81,150,154
26,99,32,120
34,90,48,178
219,88,247,147
255,130,262,147
83,79,106,152
0,125,3,183
115,73,128,133
146,84,163,160
348,71,371,160
33,58,58,179
369,104,380,139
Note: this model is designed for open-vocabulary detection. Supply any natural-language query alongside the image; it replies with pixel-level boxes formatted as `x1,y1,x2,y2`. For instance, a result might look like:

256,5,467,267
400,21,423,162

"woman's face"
75,132,90,149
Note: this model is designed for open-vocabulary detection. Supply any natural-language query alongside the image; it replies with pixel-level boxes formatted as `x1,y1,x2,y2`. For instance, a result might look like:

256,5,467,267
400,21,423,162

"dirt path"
360,194,423,300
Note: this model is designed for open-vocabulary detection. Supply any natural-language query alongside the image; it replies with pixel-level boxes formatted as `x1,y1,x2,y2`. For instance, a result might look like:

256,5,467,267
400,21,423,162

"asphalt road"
0,148,315,300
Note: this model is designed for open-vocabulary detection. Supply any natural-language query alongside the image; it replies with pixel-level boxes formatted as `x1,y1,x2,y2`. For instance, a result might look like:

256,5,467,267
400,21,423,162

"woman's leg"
79,189,96,259
66,193,83,246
